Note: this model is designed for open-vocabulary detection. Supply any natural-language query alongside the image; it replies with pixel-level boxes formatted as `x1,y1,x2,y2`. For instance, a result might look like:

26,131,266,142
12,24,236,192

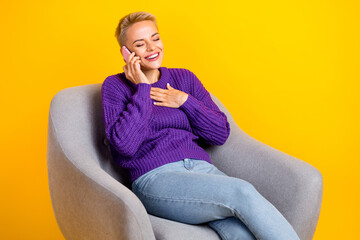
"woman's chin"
141,62,162,70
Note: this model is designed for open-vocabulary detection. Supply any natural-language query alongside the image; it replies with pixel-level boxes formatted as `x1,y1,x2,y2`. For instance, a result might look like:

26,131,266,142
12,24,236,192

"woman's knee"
227,179,258,200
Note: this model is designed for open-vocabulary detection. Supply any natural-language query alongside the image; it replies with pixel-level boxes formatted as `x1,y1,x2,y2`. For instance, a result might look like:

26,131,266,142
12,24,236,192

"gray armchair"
47,83,323,240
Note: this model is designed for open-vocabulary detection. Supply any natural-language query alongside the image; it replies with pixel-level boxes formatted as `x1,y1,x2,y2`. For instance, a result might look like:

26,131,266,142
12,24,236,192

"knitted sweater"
101,67,230,183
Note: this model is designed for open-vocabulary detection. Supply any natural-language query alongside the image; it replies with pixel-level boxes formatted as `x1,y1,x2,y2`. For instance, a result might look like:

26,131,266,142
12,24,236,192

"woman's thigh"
132,158,256,224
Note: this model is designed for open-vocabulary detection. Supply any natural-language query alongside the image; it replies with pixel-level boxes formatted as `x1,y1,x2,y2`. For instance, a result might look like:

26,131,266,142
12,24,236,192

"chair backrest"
48,83,241,189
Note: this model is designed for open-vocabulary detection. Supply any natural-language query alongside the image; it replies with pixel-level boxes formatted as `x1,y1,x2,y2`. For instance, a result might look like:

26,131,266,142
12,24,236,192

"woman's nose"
147,43,156,51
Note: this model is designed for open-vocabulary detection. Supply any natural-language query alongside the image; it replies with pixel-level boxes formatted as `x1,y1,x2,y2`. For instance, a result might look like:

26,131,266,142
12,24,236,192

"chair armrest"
207,123,323,240
47,115,156,240
206,94,322,240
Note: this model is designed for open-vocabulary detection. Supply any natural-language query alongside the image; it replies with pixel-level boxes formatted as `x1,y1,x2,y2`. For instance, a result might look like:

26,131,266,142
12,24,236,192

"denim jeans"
132,158,300,240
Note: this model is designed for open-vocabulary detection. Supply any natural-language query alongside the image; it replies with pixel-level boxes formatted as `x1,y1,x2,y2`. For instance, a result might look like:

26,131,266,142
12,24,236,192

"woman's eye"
136,38,159,47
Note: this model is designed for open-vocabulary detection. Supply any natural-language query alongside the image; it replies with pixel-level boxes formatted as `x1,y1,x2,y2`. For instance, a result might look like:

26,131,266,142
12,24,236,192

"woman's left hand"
150,83,188,108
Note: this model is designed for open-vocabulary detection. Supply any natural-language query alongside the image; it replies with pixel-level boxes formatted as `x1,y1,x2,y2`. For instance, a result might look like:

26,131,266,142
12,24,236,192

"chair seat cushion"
149,214,220,240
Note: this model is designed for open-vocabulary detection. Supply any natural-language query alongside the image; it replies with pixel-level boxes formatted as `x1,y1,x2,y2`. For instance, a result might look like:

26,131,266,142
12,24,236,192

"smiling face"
124,20,164,70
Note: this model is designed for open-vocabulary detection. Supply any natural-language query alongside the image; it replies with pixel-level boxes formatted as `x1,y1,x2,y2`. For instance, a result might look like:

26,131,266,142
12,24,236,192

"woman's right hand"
123,52,150,85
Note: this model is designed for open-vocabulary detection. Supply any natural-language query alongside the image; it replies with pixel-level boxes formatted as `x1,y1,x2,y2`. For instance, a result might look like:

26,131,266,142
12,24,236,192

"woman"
101,11,300,240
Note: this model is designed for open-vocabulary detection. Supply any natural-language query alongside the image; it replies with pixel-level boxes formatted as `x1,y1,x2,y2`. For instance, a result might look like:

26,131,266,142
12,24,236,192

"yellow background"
1,0,359,239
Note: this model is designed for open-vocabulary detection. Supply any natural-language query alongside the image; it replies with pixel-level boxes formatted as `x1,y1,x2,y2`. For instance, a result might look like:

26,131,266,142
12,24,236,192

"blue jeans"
132,158,300,240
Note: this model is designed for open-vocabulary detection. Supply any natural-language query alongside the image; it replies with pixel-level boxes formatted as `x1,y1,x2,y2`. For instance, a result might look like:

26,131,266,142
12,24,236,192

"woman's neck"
142,68,160,84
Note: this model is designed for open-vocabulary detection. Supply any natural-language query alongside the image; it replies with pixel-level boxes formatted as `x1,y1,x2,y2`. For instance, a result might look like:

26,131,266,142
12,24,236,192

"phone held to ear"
121,46,140,68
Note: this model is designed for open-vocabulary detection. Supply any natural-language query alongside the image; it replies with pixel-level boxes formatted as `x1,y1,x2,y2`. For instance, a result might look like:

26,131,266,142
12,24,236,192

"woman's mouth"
145,52,160,61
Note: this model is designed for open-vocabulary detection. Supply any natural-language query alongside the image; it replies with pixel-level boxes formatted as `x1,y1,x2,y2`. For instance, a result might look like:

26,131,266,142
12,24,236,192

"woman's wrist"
179,93,189,107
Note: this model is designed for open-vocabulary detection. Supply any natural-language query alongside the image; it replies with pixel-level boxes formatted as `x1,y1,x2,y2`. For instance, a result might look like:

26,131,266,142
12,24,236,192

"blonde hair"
115,11,158,48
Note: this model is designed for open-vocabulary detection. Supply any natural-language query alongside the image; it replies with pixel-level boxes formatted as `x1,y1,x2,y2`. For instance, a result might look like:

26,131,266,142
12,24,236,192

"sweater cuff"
135,83,151,97
178,94,200,113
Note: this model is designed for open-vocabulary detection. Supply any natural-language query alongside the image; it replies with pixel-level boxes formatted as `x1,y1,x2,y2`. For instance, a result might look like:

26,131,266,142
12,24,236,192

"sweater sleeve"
101,78,152,157
178,70,230,145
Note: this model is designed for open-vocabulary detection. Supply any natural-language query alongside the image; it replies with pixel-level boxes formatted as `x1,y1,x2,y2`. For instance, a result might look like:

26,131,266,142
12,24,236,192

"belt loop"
183,158,194,170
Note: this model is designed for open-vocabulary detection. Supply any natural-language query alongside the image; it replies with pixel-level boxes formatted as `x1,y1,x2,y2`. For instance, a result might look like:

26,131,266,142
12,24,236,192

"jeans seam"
233,209,259,240
137,188,225,206
136,189,235,217
135,189,259,239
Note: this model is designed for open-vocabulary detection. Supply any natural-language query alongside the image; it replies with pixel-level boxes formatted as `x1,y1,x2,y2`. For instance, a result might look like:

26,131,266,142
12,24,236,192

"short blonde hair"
115,11,158,48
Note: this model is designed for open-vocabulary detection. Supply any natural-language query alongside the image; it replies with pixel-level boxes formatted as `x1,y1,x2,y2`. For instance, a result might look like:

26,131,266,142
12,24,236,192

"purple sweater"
101,67,230,183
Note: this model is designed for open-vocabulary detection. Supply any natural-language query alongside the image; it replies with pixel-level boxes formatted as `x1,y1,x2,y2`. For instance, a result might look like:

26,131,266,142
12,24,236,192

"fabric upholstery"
47,83,323,240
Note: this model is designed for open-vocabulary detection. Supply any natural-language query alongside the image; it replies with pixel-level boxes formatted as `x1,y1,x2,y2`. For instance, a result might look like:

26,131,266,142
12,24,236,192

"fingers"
150,91,167,102
151,87,168,94
167,83,173,89
125,52,137,69
129,52,140,72
123,52,142,83
153,101,167,107
153,99,178,108
150,87,170,103
128,51,136,63
151,89,179,108
151,84,174,95
150,85,185,108
150,89,179,108
151,86,179,102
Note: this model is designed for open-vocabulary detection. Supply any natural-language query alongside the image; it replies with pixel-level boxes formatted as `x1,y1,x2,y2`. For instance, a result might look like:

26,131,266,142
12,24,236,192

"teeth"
146,53,159,59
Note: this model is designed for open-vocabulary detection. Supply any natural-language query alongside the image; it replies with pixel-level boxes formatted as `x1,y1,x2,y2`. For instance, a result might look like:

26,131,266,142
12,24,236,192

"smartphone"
121,46,141,68
121,46,131,62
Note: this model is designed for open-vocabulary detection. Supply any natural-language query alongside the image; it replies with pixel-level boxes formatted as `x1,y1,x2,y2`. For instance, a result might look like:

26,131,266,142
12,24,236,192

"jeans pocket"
132,160,183,195
133,174,151,194
132,167,164,195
